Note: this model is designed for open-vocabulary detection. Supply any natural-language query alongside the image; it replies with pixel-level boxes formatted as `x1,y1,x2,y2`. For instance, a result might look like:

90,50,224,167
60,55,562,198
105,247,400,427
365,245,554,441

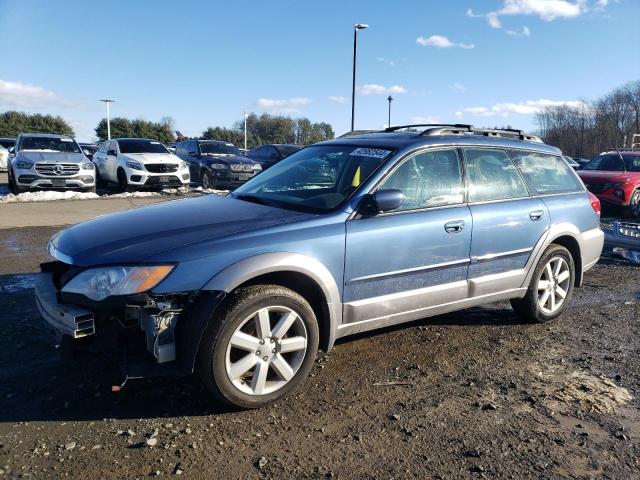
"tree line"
201,113,334,148
536,80,640,158
0,111,74,137
94,116,176,143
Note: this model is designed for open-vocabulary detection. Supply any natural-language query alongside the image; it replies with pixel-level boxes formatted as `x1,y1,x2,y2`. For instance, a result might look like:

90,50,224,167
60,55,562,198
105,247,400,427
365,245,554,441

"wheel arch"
202,253,342,352
522,223,585,289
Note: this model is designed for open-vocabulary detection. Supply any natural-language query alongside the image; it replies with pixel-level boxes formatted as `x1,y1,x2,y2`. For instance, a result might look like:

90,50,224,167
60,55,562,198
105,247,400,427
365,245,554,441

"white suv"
93,138,190,191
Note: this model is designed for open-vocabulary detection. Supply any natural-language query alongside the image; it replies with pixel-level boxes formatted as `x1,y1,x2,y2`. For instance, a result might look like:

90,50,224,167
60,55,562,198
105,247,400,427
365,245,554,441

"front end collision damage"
36,261,227,382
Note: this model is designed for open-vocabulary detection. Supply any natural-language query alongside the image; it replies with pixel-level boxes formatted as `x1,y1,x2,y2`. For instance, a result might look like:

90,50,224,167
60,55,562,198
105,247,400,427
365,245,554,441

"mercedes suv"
35,124,603,409
8,133,96,193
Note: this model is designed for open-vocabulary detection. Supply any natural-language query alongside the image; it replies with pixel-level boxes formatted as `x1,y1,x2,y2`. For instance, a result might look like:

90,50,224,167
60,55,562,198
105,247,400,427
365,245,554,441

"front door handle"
444,220,465,234
529,210,544,221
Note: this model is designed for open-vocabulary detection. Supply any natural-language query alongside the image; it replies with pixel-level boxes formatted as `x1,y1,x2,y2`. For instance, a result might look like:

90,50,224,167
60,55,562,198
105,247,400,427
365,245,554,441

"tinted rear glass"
511,150,584,195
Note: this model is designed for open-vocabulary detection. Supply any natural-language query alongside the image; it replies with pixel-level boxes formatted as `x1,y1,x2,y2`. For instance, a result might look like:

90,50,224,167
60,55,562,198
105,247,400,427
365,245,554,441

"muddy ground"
0,226,638,479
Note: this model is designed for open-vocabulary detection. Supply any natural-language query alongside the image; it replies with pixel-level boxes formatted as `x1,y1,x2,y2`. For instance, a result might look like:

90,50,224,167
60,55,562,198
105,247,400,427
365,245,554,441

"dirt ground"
0,223,638,480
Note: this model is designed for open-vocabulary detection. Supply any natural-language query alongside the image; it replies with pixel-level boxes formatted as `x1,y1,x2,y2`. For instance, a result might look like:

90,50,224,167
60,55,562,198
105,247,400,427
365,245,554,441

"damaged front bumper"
34,264,225,381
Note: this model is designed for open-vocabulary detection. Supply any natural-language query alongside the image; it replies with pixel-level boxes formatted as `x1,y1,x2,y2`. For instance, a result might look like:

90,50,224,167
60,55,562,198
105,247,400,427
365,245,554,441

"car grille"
229,164,254,172
618,223,640,239
585,183,616,194
35,163,80,176
145,163,179,173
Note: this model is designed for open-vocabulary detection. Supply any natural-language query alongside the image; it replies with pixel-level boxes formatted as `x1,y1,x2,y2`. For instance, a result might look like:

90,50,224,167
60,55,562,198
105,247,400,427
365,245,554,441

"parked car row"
4,131,302,194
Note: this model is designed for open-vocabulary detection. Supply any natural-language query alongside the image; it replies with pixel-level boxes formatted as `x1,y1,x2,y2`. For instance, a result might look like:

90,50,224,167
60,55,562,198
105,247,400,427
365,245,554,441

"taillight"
588,192,601,216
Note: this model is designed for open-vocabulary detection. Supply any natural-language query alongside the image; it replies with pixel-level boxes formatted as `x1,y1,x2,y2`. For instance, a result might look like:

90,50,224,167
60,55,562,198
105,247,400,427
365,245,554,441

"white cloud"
506,25,531,36
255,97,311,113
357,84,407,96
328,95,346,104
0,79,77,109
416,35,475,49
457,99,585,117
450,82,468,93
376,57,396,67
471,1,609,30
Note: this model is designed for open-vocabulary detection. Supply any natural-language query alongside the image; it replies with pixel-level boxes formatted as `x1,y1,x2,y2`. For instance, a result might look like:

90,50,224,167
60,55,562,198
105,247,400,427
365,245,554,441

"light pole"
351,23,369,132
387,95,393,127
244,112,248,150
100,99,115,140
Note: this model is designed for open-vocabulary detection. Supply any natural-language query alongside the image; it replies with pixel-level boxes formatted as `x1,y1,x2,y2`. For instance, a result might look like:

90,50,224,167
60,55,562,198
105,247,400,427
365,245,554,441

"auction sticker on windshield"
350,147,391,158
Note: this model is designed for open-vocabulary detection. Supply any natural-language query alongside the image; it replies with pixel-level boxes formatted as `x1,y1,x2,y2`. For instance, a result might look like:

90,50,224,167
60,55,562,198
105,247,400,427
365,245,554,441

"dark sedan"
247,144,300,170
175,139,262,189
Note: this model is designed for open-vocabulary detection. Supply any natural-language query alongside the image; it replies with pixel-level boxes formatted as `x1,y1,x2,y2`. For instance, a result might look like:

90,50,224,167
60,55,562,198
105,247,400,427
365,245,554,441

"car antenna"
614,147,627,172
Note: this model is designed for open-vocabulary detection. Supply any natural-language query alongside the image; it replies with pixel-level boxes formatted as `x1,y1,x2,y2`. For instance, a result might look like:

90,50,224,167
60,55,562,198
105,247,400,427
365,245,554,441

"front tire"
511,244,575,323
197,285,319,409
9,169,26,195
624,190,640,219
117,168,134,193
201,169,216,190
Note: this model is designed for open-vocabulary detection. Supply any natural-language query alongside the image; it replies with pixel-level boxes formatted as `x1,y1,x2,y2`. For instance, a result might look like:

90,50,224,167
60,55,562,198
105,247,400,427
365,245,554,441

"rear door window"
510,150,584,195
464,148,529,203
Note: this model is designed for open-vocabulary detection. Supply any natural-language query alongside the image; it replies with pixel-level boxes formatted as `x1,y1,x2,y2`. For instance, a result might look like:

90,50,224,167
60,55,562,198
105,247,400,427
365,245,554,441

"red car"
578,151,640,218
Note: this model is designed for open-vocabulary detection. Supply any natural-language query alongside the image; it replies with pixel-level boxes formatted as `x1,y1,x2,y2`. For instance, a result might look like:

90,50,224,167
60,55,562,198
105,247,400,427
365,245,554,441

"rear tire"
197,285,319,409
511,244,575,323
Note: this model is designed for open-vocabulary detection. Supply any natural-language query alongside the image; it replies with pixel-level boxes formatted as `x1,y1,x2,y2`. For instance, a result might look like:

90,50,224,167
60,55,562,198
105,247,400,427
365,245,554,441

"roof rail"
420,126,543,143
383,123,473,133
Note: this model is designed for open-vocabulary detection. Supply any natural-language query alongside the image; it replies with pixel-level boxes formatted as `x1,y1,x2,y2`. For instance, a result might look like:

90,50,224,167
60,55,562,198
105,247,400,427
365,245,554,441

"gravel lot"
0,184,638,479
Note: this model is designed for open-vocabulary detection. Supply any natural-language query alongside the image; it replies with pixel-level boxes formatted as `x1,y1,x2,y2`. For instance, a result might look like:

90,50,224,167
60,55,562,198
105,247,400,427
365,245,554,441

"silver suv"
8,133,96,194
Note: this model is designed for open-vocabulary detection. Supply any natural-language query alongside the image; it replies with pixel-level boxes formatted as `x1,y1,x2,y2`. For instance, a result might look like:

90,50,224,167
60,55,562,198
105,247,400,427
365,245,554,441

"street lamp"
244,112,248,150
387,95,393,127
100,99,115,140
351,23,369,132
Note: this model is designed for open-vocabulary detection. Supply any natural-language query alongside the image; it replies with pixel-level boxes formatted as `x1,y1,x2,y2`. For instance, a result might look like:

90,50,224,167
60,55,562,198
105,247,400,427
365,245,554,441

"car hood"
124,152,180,164
577,170,640,183
17,151,87,164
50,194,313,267
201,154,256,165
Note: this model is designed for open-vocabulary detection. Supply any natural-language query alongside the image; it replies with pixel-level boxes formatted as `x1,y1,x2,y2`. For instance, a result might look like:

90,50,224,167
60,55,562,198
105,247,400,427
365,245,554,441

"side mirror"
8,147,15,154
370,189,405,213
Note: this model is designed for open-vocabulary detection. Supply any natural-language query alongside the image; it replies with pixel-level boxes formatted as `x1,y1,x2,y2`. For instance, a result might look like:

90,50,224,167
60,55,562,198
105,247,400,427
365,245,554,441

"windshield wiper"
233,193,273,207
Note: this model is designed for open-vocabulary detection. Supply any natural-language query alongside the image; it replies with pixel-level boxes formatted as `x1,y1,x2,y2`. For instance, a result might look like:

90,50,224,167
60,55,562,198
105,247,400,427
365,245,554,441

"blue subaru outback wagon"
36,124,604,408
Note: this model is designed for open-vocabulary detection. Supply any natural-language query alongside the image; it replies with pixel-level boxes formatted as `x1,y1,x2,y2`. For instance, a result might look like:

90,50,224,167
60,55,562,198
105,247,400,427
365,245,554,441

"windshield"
0,139,15,149
582,153,640,172
19,136,81,153
200,142,241,155
232,145,394,212
118,139,169,154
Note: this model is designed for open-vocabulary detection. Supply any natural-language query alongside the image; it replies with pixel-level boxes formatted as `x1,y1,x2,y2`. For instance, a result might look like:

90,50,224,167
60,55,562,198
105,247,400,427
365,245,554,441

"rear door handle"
529,210,544,221
444,220,465,234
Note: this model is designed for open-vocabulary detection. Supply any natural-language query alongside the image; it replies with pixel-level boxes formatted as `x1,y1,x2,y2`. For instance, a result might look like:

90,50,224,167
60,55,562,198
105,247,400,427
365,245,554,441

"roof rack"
384,123,472,133
382,124,543,143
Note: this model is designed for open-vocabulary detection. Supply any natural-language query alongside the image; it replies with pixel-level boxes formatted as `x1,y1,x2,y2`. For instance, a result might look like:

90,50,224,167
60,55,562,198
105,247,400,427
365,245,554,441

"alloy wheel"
537,256,571,315
224,306,308,396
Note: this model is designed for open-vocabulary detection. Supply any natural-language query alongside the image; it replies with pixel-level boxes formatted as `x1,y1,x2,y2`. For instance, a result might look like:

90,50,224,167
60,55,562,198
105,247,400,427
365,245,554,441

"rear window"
510,150,584,195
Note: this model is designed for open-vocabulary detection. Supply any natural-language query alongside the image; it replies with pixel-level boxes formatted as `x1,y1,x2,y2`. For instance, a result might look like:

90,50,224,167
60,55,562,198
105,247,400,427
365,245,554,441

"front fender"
202,252,342,350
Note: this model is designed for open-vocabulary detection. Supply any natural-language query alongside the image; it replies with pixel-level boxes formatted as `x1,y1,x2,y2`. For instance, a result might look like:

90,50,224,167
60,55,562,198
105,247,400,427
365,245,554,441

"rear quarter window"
510,150,584,195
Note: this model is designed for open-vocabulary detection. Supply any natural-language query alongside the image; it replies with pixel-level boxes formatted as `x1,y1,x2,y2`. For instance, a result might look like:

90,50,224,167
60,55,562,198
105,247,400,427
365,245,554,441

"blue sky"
0,0,638,141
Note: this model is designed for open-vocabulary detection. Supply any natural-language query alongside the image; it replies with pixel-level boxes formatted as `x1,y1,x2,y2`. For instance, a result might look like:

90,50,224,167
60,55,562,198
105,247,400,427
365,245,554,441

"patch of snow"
0,186,229,204
0,190,100,203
